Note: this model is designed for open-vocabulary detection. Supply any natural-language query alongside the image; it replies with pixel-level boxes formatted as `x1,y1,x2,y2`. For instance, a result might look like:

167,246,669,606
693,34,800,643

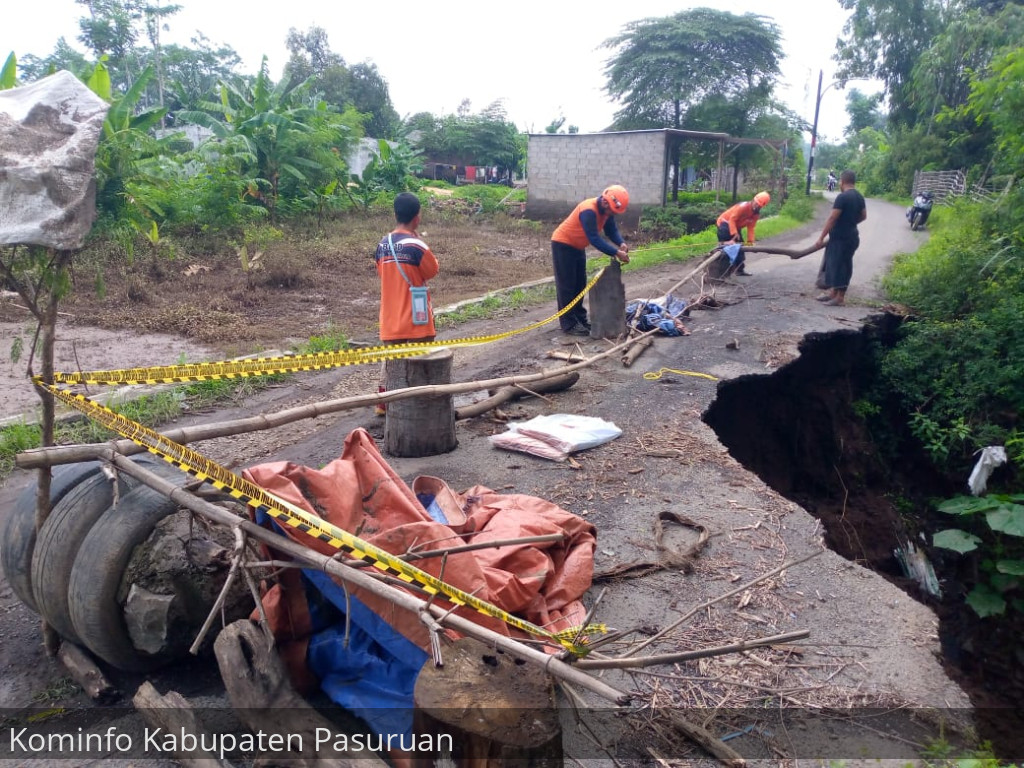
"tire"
31,455,163,643
1,462,103,613
67,464,192,671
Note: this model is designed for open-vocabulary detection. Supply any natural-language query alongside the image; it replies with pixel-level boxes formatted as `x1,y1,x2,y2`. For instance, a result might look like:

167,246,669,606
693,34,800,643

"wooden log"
213,620,388,768
384,348,456,457
544,350,586,363
57,641,121,704
739,243,825,259
663,710,746,766
455,372,579,420
412,636,562,768
132,682,230,768
588,258,626,339
622,336,654,367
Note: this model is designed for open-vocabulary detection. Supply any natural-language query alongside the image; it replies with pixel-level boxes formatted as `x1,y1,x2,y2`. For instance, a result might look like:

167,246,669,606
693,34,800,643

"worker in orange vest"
550,185,630,336
715,191,770,276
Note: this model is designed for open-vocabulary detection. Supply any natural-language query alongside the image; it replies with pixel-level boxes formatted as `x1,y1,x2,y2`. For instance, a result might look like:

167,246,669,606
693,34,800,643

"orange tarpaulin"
243,428,596,683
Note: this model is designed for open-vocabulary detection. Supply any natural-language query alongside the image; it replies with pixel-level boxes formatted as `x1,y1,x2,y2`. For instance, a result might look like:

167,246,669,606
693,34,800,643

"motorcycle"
826,174,837,192
907,191,934,230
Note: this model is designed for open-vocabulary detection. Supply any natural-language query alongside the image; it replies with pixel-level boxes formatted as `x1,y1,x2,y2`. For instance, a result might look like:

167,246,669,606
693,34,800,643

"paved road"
755,193,927,302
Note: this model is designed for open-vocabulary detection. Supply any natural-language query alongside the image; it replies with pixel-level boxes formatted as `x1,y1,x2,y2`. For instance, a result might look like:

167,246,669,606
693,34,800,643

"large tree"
833,0,948,126
602,8,782,130
403,102,522,176
909,2,1024,122
282,26,398,139
844,88,886,135
602,8,785,199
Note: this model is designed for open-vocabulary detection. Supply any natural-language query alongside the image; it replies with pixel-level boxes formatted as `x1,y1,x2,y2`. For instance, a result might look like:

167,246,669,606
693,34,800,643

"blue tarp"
625,292,689,336
257,510,432,739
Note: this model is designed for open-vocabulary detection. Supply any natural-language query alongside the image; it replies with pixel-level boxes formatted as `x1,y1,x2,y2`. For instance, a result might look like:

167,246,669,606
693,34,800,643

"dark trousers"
823,236,859,290
551,241,588,331
716,222,745,243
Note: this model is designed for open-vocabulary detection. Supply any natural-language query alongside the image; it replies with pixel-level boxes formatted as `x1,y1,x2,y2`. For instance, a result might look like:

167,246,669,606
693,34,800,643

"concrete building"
525,129,789,227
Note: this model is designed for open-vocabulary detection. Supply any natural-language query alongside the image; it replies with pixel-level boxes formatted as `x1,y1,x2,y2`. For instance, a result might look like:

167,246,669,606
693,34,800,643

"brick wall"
525,131,667,228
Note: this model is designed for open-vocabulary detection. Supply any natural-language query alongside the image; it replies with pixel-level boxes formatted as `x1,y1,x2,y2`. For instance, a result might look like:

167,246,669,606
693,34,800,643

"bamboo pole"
574,630,809,670
16,331,657,470
98,452,632,706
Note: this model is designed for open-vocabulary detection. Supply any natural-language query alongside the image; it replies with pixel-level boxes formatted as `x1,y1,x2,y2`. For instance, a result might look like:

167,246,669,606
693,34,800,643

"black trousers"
823,235,859,290
551,241,589,331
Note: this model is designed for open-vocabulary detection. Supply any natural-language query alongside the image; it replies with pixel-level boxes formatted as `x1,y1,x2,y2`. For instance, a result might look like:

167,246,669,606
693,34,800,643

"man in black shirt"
814,170,867,306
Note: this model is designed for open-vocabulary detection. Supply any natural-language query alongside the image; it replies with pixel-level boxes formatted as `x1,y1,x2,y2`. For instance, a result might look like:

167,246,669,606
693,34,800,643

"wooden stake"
57,642,120,704
132,682,229,768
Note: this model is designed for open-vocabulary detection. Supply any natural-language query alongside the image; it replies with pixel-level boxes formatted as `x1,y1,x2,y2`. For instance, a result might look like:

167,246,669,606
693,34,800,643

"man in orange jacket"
715,191,770,276
550,185,630,336
373,192,439,414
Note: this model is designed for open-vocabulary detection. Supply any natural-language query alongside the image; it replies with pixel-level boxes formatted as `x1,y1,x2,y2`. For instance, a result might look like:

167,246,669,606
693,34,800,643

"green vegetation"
932,493,1024,617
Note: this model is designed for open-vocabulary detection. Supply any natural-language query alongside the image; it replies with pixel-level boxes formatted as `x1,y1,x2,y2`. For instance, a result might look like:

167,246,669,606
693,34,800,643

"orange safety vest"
374,232,440,342
551,198,611,250
716,201,761,241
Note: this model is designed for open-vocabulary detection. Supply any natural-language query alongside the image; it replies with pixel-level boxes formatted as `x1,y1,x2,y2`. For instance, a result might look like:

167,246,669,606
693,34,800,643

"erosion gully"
703,314,1023,760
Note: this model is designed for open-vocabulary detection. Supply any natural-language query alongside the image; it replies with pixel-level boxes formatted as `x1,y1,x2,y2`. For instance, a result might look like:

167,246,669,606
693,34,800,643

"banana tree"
177,57,349,221
85,57,171,223
1,52,16,89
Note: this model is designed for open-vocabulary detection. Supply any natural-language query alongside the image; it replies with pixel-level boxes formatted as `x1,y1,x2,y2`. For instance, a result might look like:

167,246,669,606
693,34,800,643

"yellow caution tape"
32,269,615,655
643,367,718,382
53,267,607,386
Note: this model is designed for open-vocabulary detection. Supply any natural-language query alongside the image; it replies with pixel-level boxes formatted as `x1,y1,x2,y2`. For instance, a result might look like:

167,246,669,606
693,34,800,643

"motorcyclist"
907,189,934,229
826,170,837,192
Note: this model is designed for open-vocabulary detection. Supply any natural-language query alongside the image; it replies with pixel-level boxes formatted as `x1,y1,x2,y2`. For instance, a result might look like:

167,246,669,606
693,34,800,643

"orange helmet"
753,191,771,208
601,185,630,214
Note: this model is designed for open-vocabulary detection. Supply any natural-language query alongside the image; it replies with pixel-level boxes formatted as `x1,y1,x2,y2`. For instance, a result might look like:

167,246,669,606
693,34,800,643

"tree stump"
706,248,735,280
213,620,387,767
588,258,625,339
412,637,562,768
384,349,456,457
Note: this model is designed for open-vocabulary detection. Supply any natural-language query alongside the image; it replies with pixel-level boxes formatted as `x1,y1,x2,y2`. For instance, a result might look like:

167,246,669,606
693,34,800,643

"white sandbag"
0,71,110,249
489,426,570,461
489,414,622,461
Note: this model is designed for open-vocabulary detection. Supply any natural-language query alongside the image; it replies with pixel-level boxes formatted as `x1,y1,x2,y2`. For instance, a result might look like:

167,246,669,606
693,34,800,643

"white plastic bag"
489,414,622,461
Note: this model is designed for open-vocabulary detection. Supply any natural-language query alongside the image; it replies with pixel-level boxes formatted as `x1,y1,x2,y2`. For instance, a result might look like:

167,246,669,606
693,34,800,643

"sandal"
816,293,832,302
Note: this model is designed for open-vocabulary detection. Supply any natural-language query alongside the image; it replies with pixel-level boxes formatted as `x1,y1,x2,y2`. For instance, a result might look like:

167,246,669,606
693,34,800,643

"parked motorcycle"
907,190,934,230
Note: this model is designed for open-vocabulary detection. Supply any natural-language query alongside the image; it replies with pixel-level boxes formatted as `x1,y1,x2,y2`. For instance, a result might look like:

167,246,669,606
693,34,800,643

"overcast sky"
4,1,882,142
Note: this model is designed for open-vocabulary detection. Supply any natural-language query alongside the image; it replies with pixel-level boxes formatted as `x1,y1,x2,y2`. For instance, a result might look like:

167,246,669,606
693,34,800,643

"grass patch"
0,422,43,475
295,322,352,354
436,284,556,327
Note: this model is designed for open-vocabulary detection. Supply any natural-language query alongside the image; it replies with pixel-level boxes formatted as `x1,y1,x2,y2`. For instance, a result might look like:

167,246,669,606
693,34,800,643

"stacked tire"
1,459,233,671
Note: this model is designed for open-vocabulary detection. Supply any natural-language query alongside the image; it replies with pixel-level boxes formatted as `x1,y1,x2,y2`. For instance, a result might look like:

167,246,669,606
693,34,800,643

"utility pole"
805,70,823,196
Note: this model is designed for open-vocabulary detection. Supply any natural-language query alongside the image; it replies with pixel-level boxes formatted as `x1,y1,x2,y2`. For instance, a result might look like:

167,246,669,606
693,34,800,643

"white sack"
967,445,1007,497
0,71,110,249
489,414,622,461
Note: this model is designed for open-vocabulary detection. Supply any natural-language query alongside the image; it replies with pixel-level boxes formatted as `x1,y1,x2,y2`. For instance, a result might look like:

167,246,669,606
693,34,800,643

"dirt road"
0,197,968,762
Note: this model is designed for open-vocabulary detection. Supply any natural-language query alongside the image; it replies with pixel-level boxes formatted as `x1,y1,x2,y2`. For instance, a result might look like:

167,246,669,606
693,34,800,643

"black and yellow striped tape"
53,267,607,386
33,269,613,654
